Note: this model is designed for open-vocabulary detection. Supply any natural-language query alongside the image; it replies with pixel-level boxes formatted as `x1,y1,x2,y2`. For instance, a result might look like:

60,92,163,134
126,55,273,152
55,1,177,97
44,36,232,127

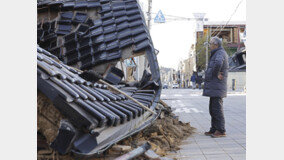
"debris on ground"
37,98,195,160
110,102,195,156
114,142,151,160
104,102,195,159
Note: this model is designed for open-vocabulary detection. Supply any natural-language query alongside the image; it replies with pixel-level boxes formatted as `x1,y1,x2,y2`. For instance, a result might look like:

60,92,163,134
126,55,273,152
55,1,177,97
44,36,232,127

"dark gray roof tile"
75,99,107,127
50,77,80,99
79,84,105,101
38,60,57,77
101,102,127,124
63,80,88,100
73,84,97,101
92,101,119,126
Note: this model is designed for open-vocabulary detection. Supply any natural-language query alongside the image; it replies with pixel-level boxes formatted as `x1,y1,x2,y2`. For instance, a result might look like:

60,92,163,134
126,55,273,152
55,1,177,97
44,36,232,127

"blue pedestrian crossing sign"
154,10,165,23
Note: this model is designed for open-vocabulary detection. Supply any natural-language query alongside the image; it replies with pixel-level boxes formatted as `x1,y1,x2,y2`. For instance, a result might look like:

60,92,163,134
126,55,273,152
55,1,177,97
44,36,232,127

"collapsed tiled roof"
37,46,160,155
37,0,162,157
37,0,152,70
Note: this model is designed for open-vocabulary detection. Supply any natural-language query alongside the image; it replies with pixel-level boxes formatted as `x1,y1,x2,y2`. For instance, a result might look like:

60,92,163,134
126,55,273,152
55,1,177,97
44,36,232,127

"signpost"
193,13,208,69
193,13,206,32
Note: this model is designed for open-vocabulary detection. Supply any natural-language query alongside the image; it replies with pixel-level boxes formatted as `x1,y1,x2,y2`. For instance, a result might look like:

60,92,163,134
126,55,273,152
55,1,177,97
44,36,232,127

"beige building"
227,72,246,92
179,44,197,88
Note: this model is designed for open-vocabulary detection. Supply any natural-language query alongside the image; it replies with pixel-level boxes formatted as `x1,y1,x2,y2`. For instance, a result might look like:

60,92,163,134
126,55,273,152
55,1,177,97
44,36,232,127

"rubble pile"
37,96,195,160
108,103,195,157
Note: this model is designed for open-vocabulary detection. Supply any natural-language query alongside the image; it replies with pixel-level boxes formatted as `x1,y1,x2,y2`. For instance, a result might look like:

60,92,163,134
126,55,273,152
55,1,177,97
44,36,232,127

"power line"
215,0,244,37
146,0,243,35
202,0,243,38
209,21,226,37
145,12,194,21
149,12,192,20
199,0,243,70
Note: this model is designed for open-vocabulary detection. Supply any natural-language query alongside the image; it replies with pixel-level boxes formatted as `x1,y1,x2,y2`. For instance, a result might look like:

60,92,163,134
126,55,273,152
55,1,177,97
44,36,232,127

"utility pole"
143,0,152,70
147,0,152,31
205,26,209,70
193,13,207,70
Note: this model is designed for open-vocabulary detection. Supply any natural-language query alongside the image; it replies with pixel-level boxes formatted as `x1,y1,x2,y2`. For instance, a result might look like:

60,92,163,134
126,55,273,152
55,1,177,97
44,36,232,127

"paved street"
161,89,246,160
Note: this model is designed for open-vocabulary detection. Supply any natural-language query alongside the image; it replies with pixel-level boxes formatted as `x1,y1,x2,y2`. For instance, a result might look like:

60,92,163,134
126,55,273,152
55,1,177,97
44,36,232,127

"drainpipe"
237,26,240,51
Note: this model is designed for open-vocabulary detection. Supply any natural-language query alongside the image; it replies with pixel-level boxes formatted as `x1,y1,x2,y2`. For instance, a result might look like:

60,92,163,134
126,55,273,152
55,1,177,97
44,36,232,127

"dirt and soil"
37,91,62,144
106,103,195,158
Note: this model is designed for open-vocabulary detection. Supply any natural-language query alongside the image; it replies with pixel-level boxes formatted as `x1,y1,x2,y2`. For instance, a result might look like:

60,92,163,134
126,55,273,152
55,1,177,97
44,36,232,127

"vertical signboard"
193,13,206,32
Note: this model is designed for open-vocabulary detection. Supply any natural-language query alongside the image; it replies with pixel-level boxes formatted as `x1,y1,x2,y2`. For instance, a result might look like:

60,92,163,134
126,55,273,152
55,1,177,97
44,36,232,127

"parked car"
163,84,168,89
172,83,179,89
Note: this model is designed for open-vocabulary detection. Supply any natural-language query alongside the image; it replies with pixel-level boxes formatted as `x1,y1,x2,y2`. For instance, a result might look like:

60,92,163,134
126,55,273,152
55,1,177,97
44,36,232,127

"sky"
139,0,246,70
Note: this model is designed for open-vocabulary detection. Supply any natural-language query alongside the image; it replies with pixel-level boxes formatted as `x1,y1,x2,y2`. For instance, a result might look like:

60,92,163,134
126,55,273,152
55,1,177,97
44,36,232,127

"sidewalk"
162,89,246,160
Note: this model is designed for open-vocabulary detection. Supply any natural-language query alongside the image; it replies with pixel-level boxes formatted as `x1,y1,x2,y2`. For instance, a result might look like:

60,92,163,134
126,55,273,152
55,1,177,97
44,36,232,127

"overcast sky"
139,0,246,70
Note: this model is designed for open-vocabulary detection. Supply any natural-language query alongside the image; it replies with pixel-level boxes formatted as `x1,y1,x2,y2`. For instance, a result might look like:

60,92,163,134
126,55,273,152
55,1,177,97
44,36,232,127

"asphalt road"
161,88,246,160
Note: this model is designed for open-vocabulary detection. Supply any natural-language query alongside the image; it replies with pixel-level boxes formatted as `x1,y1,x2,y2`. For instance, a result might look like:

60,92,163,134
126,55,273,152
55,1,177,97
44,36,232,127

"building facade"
196,21,246,54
